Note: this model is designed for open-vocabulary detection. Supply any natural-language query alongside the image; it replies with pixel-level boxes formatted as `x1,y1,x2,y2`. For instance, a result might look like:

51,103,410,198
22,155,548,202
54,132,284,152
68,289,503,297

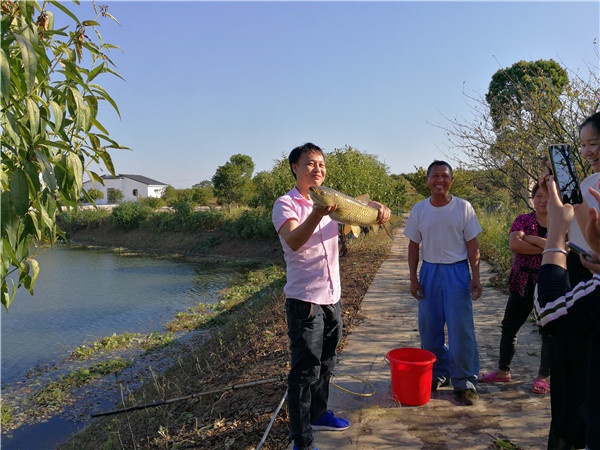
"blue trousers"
418,260,479,391
285,299,342,450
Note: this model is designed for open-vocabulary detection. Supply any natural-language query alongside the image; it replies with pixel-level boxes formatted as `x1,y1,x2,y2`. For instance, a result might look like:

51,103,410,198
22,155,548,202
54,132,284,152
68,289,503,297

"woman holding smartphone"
537,112,600,450
536,151,600,450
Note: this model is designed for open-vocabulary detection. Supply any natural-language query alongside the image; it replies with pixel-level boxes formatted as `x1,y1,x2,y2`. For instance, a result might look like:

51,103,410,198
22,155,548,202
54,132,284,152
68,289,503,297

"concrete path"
294,229,551,449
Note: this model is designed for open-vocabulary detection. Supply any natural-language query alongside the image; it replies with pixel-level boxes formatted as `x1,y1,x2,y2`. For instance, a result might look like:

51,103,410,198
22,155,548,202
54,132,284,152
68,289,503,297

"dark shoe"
293,446,318,450
455,388,478,406
310,410,350,431
431,376,450,392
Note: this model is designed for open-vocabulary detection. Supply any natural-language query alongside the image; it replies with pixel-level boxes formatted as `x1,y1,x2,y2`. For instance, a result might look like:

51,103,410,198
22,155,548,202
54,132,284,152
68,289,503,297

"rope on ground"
90,374,287,418
255,389,288,450
330,372,376,397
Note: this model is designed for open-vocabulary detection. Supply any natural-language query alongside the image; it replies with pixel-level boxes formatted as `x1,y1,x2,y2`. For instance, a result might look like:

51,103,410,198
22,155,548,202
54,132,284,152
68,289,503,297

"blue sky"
72,1,599,188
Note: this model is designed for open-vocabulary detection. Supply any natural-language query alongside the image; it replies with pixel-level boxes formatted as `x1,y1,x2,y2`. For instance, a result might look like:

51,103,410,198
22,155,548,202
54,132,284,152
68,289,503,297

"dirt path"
309,230,551,449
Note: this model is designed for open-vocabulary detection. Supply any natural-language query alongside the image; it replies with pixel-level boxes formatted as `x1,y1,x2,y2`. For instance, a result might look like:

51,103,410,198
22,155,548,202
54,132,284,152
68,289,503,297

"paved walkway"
292,229,551,449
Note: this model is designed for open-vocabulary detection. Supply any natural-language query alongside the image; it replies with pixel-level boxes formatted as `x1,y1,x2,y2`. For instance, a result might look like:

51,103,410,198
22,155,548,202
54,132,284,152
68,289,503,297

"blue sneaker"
310,410,350,431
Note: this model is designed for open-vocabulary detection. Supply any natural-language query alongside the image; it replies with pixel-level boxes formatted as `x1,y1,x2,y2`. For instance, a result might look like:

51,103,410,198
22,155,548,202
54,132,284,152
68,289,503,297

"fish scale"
309,185,401,239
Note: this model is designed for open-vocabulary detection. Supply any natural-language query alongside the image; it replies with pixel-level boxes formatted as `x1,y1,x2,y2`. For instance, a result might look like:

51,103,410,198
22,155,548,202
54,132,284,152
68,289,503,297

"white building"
83,174,168,205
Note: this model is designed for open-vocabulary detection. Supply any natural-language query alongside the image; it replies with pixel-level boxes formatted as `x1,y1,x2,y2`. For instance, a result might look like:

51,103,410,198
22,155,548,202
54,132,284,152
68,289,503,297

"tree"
1,2,125,308
325,146,403,208
250,147,409,213
192,180,213,189
107,188,124,204
403,165,510,212
486,59,569,132
250,154,294,210
439,57,599,209
212,154,255,208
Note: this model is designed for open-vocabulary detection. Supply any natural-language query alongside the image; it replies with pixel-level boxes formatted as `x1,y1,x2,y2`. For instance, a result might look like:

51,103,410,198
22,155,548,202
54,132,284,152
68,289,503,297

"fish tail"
382,214,402,239
382,221,394,239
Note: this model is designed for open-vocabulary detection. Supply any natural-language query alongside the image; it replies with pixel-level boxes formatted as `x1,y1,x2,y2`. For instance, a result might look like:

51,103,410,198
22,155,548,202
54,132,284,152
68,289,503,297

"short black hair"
288,142,324,179
426,160,453,177
580,112,600,135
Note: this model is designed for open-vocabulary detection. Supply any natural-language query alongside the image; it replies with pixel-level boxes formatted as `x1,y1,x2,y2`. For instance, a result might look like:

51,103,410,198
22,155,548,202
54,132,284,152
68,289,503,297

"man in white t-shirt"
403,160,482,406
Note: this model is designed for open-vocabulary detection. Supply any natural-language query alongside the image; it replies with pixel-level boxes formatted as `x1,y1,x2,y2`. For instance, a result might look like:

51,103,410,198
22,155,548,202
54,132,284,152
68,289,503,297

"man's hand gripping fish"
309,185,401,239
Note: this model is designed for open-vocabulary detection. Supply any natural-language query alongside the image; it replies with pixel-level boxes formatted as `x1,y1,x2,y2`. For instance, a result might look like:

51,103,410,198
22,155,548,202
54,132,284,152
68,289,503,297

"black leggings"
498,289,550,377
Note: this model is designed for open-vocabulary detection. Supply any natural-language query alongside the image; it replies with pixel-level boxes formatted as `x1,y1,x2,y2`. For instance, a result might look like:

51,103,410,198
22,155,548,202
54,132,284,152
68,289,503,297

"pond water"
1,245,244,449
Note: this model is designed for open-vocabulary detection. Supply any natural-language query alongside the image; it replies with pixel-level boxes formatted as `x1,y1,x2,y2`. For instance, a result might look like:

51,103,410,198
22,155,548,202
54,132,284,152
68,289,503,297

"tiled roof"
100,174,168,186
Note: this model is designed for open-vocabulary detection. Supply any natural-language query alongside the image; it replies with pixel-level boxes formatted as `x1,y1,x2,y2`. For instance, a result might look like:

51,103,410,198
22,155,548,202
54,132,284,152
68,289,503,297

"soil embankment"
65,224,284,264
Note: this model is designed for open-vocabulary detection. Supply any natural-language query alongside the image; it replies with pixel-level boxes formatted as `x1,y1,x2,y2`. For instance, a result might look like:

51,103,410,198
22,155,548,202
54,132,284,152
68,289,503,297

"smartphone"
568,241,598,262
548,144,583,205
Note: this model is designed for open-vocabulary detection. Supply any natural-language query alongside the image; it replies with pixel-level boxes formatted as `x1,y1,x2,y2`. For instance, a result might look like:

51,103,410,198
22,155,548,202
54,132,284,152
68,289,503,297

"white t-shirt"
403,196,482,264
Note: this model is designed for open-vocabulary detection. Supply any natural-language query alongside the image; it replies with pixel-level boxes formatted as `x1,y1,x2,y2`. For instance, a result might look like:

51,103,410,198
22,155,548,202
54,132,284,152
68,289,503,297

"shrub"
110,202,153,231
173,201,194,216
187,210,227,232
60,208,111,231
86,188,104,202
476,207,517,290
107,189,124,204
223,209,276,239
138,197,165,209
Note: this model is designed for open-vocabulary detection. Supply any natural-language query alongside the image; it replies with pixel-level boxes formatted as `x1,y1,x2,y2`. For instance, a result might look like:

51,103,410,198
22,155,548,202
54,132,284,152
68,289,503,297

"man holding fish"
272,142,392,450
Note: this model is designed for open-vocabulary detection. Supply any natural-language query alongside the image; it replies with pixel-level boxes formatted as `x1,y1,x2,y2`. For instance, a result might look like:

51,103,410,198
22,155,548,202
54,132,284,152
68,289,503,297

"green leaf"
1,234,18,265
89,117,108,135
67,152,83,193
26,210,42,241
87,62,105,83
23,161,41,192
49,100,64,133
68,86,90,132
90,84,121,118
34,148,57,192
13,33,37,93
39,199,55,230
9,168,29,216
25,97,40,138
3,211,22,253
0,191,14,237
0,48,10,102
47,1,81,26
22,258,40,293
2,277,17,310
2,110,22,146
15,230,33,262
85,95,99,118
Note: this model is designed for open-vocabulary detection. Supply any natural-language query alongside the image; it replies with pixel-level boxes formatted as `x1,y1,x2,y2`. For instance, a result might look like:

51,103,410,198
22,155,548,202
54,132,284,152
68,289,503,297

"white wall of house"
83,175,167,205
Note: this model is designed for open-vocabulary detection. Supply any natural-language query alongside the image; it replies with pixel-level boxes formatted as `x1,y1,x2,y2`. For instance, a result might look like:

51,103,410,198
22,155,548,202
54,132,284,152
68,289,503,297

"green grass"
1,403,14,429
476,207,521,291
165,264,286,332
34,359,131,408
70,332,175,360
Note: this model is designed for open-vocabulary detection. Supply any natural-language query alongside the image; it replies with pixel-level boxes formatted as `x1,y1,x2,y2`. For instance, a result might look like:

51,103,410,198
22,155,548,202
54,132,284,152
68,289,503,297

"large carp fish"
309,185,401,239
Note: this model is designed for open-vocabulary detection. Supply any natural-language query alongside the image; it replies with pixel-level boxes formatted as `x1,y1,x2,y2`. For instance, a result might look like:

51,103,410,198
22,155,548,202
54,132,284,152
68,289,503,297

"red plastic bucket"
385,348,437,406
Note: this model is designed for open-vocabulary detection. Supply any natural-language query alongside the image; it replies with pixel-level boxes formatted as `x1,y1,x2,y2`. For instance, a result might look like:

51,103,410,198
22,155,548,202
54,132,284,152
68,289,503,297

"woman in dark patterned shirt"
479,183,550,394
